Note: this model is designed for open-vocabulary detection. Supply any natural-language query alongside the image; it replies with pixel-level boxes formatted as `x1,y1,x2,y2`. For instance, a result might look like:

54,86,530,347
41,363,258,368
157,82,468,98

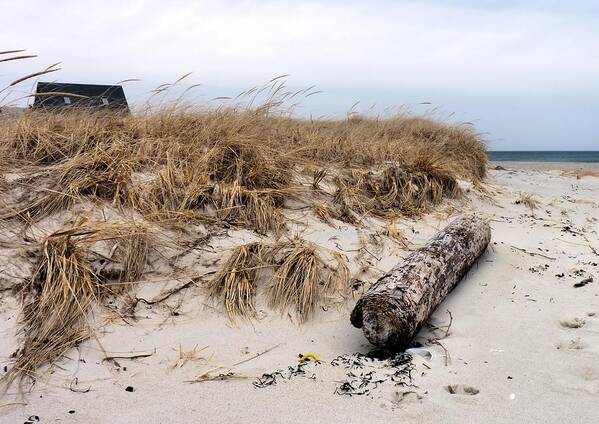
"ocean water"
488,151,599,163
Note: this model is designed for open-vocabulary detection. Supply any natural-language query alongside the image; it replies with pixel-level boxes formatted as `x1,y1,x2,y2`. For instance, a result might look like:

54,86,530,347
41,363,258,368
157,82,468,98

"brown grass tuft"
1,143,133,222
516,192,539,210
268,237,350,322
200,138,293,190
208,242,267,319
1,222,151,391
3,229,98,390
209,237,349,322
210,183,286,235
332,160,461,220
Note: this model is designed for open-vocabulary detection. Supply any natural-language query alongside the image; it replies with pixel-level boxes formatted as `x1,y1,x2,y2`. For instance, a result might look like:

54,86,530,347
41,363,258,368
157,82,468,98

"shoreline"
490,160,599,172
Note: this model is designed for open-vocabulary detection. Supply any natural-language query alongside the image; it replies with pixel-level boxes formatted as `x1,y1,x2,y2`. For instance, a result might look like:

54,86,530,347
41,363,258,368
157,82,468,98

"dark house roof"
32,82,129,112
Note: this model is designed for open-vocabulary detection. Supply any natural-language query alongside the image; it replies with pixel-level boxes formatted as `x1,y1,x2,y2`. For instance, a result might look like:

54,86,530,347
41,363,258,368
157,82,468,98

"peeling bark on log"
351,215,491,349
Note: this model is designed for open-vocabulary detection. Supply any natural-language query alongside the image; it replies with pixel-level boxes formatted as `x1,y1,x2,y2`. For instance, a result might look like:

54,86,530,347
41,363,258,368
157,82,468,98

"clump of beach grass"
210,183,287,235
2,228,98,391
1,221,152,391
209,237,350,322
312,202,338,225
136,159,289,234
91,222,151,286
330,156,461,222
268,237,350,322
516,192,540,210
1,142,134,222
207,241,267,319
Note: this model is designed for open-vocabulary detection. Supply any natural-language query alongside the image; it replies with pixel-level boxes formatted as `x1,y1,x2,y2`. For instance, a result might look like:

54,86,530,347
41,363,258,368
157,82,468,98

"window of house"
63,97,71,104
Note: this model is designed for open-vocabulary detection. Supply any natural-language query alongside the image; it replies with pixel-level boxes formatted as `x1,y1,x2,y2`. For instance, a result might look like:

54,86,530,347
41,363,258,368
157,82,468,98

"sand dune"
1,166,598,423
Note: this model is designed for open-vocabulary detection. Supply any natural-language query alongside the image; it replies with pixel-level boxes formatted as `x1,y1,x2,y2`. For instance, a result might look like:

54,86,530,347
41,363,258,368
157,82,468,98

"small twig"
189,365,223,382
136,281,195,306
69,377,91,393
556,238,589,247
103,349,155,363
425,310,453,338
231,343,281,368
134,271,215,307
432,340,451,366
187,344,281,384
334,242,360,253
187,366,248,383
103,272,212,286
0,402,28,408
168,233,213,263
444,310,453,338
509,245,556,260
582,234,599,257
192,372,249,383
361,247,381,262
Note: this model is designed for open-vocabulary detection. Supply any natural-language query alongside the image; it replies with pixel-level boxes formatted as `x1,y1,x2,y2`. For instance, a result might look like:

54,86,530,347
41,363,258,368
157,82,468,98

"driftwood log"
351,215,491,349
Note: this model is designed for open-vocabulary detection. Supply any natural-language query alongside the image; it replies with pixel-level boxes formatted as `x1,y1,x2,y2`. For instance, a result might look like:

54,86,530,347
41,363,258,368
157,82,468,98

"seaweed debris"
331,351,414,396
253,361,319,388
252,350,414,396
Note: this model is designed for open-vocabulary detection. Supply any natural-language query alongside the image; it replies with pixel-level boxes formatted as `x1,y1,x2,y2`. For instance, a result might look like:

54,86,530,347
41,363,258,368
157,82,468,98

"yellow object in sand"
299,353,320,363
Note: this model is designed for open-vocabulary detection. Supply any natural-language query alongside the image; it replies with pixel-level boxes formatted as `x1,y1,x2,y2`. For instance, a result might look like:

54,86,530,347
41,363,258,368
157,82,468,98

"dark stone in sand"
574,276,593,288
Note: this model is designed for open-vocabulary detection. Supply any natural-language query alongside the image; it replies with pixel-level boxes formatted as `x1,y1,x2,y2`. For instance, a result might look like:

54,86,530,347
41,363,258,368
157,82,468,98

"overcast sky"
2,0,598,150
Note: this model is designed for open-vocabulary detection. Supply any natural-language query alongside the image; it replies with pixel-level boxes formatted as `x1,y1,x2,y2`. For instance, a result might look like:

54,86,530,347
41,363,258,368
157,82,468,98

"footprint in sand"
445,385,479,395
556,337,586,350
391,390,423,406
578,366,599,382
559,318,586,329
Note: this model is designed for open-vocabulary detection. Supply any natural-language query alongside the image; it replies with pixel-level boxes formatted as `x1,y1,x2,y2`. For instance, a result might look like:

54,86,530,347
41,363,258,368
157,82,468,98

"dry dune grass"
1,49,61,108
208,241,267,319
0,100,486,231
209,237,350,322
269,238,350,322
332,154,461,221
516,192,540,210
2,143,134,222
381,218,409,248
1,221,150,392
7,230,97,389
0,105,486,235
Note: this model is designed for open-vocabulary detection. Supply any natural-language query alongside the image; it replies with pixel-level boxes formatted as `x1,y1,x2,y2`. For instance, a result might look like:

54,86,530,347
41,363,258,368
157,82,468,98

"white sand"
1,166,598,423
